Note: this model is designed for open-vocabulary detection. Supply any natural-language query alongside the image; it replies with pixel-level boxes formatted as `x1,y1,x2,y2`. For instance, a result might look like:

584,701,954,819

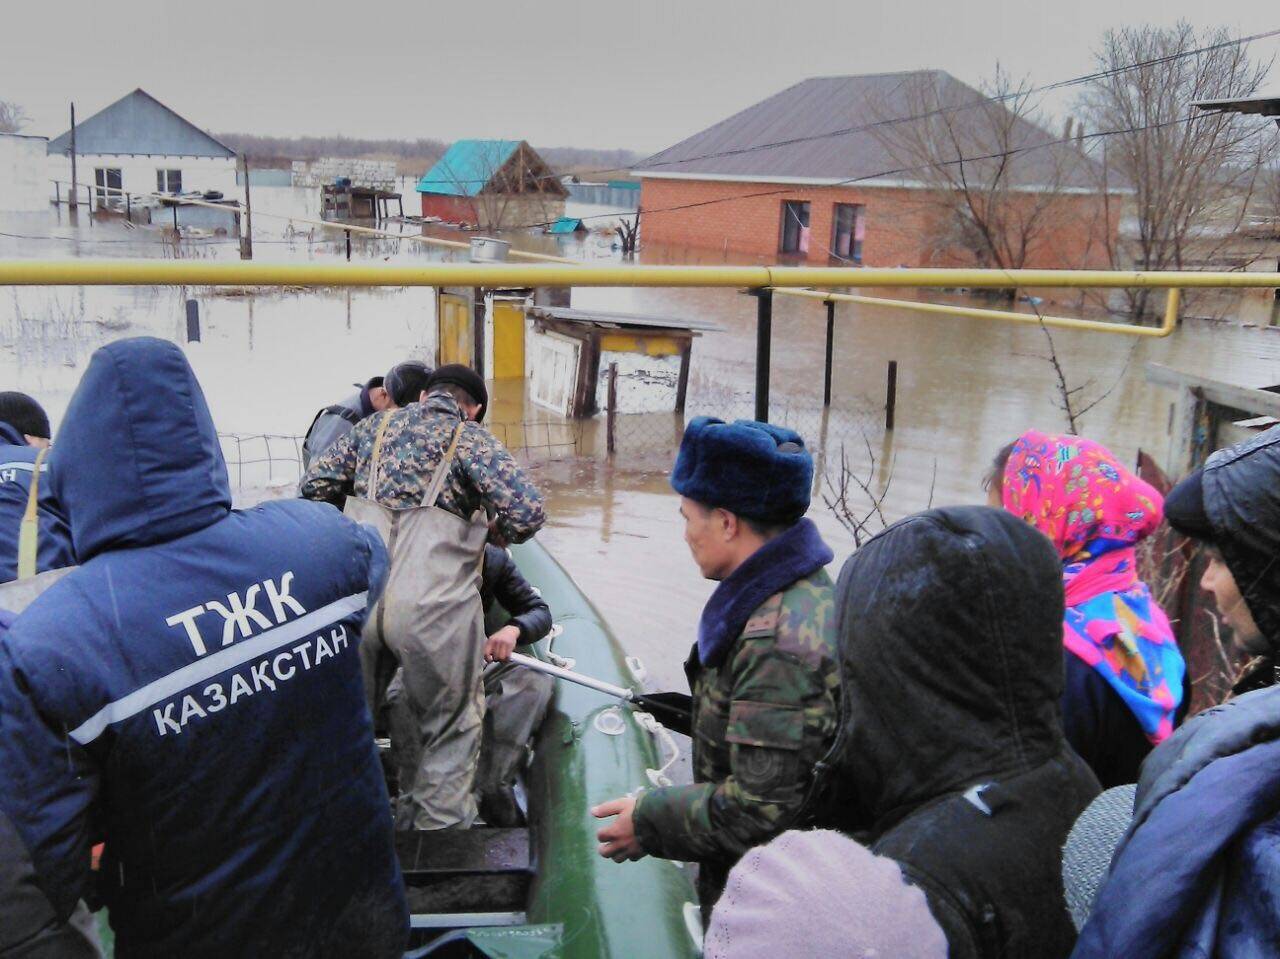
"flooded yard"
3,187,1279,690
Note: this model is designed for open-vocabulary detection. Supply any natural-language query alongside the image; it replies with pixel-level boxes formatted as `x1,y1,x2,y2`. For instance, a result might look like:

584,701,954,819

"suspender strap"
17,448,48,580
365,412,394,503
422,422,466,509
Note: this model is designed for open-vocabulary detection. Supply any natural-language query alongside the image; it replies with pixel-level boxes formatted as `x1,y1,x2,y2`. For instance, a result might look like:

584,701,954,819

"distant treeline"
216,133,641,178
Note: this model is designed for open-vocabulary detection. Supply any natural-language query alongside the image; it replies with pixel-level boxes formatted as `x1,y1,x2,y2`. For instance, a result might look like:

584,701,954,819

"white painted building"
46,89,237,206
0,133,50,212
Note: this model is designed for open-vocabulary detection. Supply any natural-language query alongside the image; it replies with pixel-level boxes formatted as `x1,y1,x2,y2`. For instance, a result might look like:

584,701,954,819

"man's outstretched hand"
591,796,647,862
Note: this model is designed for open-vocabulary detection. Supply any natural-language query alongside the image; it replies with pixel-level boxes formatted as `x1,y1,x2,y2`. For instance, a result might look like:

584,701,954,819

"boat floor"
399,826,535,947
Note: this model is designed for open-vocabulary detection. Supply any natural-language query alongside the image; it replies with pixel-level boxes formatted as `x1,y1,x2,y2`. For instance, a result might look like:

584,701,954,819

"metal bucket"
469,236,511,263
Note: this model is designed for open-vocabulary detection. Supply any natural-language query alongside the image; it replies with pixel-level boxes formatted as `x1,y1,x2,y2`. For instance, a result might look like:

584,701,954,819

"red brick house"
634,71,1120,268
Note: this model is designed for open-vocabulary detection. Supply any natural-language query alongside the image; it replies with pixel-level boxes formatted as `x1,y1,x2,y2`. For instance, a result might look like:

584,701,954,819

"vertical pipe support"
823,299,835,408
885,360,898,431
755,289,772,423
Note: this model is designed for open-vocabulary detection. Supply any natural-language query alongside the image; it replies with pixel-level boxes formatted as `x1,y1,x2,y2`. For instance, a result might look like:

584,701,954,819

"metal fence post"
885,360,898,431
823,299,835,408
755,289,772,423
607,362,619,455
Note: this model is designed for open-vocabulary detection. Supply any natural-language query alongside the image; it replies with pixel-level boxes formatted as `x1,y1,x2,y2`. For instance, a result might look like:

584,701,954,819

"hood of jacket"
47,337,231,562
0,422,28,449
1073,686,1280,957
1202,426,1280,650
832,505,1069,833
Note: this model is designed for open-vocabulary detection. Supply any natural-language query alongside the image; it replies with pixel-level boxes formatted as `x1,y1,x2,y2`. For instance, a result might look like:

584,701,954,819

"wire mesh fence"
219,393,884,492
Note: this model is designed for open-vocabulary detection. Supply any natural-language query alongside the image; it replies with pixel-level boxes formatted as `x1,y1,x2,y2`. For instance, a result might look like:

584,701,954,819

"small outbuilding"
524,305,720,417
416,140,568,229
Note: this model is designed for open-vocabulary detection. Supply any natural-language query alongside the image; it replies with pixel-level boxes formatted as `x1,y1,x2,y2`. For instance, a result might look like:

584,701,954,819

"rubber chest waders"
345,414,488,830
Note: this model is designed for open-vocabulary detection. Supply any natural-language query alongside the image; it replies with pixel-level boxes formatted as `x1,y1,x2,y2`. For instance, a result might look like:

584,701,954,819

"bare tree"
440,142,567,231
0,100,29,134
871,67,1089,285
822,432,937,547
1028,315,1138,434
1079,24,1272,318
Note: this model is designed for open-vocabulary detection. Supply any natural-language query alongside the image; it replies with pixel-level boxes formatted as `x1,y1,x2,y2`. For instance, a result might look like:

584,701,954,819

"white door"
529,332,580,416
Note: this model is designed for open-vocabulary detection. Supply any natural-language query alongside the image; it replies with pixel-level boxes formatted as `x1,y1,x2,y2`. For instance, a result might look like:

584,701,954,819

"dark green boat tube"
513,540,702,959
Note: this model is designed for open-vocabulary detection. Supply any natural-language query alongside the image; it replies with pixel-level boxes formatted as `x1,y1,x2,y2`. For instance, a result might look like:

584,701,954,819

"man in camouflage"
592,417,839,919
301,364,545,828
300,366,544,547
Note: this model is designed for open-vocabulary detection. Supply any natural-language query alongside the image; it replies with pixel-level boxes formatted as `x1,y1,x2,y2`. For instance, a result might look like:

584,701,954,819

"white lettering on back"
165,605,209,656
153,703,181,736
265,572,307,622
205,585,273,648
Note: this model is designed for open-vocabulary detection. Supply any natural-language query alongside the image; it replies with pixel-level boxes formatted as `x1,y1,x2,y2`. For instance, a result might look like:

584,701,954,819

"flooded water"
3,187,1279,691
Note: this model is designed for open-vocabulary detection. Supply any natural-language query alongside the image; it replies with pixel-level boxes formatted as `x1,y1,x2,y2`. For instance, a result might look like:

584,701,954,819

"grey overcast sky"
2,0,1277,155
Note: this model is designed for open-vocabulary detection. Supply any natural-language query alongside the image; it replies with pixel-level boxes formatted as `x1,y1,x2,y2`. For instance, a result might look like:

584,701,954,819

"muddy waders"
345,420,488,830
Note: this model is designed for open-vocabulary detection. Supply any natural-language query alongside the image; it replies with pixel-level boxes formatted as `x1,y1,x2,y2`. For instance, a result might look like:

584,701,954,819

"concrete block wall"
292,158,396,190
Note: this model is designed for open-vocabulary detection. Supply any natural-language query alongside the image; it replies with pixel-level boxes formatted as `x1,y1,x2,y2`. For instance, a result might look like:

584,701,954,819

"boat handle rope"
508,651,684,788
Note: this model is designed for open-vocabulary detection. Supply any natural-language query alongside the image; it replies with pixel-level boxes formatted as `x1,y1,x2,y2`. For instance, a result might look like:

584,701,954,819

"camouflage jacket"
299,392,546,545
632,569,839,909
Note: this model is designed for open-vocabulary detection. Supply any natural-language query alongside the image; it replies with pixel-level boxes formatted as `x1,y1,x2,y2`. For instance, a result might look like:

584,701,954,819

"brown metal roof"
634,71,1102,191
526,306,721,333
1193,94,1280,117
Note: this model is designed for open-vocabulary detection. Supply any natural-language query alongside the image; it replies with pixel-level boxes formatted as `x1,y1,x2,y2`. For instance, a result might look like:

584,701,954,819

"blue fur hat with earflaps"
671,417,814,524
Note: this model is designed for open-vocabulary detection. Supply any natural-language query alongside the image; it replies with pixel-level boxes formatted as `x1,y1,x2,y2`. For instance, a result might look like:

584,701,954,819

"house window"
157,169,182,194
94,168,121,206
832,203,865,262
779,200,811,254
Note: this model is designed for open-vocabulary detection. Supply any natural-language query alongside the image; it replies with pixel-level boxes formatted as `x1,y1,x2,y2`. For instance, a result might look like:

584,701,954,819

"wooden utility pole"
68,103,78,210
238,154,253,259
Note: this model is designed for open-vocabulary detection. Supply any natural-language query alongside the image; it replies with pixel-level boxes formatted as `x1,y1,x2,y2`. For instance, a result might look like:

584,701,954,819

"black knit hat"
1164,470,1216,543
426,365,488,422
0,391,51,439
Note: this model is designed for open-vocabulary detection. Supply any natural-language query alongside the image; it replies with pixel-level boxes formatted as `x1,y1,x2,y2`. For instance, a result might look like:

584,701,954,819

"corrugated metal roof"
548,217,586,234
416,140,521,197
1194,93,1280,117
47,89,235,158
527,306,722,333
633,71,1101,190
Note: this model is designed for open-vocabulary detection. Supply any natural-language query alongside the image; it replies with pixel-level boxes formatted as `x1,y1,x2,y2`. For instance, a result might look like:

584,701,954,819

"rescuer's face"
1201,550,1264,656
679,497,734,581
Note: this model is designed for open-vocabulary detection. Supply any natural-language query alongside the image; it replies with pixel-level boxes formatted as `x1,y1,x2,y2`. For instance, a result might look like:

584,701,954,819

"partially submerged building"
416,140,568,229
47,89,237,207
634,71,1117,268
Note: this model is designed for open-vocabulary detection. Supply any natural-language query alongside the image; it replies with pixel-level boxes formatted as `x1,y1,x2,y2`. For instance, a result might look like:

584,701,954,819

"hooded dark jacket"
1072,430,1280,958
825,506,1100,958
1071,687,1280,958
0,422,73,584
1199,427,1280,693
0,338,407,958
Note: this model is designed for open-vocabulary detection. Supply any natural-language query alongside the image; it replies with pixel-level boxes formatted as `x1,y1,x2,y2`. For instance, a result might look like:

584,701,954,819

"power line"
502,111,1214,231
400,25,1280,188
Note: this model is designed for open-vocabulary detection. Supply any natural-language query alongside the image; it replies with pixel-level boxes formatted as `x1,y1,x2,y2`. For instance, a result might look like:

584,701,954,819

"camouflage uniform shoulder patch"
741,594,783,639
773,568,837,669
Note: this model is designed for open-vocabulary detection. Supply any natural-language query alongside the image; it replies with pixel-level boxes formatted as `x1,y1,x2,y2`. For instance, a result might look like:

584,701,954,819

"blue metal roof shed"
47,89,235,158
416,140,521,197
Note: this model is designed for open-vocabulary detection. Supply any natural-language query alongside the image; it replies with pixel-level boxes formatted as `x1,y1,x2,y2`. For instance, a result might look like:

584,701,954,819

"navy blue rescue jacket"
0,422,73,583
1072,686,1280,958
0,338,407,958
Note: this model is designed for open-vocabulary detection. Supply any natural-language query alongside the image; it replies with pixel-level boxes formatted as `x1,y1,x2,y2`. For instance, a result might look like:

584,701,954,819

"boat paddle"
507,651,693,737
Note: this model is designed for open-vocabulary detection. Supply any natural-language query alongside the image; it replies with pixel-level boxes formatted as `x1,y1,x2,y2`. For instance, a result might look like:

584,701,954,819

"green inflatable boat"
398,539,702,959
